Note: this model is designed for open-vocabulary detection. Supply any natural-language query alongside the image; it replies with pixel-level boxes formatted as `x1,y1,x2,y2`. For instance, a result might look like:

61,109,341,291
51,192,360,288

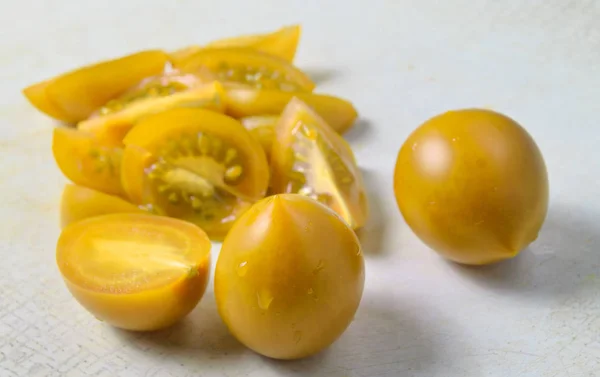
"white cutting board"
1,1,599,376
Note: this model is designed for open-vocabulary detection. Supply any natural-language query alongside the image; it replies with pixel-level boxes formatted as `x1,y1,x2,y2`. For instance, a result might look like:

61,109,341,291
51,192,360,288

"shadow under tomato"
109,293,246,365
447,204,600,301
302,67,340,86
344,118,373,145
265,296,446,377
356,168,389,257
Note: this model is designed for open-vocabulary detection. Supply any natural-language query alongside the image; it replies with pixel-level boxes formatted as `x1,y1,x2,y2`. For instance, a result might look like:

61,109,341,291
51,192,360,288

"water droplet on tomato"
257,289,273,310
237,261,248,277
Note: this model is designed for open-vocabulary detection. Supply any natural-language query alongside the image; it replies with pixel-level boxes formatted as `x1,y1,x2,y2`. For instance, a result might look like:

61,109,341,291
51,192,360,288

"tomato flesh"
178,48,314,92
224,88,358,134
78,81,226,146
121,108,269,240
53,128,124,196
215,194,365,359
240,115,279,160
271,98,368,229
57,213,211,331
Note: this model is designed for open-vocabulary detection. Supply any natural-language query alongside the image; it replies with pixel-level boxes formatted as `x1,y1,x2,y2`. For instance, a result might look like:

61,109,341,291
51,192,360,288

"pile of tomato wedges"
25,25,368,239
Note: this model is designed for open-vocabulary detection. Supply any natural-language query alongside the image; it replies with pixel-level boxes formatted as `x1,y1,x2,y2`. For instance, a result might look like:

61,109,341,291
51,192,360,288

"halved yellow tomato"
224,88,358,134
178,48,314,92
24,50,169,123
56,213,211,331
170,25,301,64
270,98,368,229
60,184,145,228
240,115,279,160
121,108,269,240
53,128,124,196
78,81,226,146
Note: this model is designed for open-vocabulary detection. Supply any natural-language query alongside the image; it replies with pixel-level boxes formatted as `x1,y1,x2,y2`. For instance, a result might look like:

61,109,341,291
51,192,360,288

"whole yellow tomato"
215,194,365,359
394,109,549,265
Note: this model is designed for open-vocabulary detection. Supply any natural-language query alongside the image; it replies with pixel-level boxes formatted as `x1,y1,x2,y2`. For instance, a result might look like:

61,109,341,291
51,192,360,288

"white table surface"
1,1,599,376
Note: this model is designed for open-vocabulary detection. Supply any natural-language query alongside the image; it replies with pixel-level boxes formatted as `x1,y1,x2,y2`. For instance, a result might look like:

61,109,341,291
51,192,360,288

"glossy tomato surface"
394,109,549,265
56,213,211,331
215,194,365,359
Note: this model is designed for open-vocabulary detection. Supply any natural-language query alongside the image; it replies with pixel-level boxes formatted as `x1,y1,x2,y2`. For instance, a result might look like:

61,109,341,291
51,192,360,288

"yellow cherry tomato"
121,108,268,240
24,50,169,123
394,109,549,265
60,184,145,228
224,88,358,134
271,98,368,229
215,194,365,360
78,81,226,146
52,128,124,196
56,213,211,331
171,25,301,63
178,48,315,92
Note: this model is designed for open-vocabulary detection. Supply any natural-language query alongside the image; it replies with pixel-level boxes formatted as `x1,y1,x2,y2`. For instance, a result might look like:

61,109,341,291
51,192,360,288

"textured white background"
1,0,599,376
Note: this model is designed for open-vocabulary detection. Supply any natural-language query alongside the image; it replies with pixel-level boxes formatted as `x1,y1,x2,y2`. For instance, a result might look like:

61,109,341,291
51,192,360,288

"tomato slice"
60,184,145,228
53,128,124,196
240,115,279,160
78,81,226,146
224,88,358,134
270,98,368,229
56,213,211,331
177,48,314,92
24,50,169,123
121,108,269,240
22,80,71,122
170,25,301,64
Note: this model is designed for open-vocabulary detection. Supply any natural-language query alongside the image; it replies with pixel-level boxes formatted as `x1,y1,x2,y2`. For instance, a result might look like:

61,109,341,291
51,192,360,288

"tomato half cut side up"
224,88,358,134
78,81,226,146
53,128,125,196
178,48,314,92
170,24,301,64
60,184,146,228
56,213,211,331
121,108,269,240
270,98,368,229
24,50,169,123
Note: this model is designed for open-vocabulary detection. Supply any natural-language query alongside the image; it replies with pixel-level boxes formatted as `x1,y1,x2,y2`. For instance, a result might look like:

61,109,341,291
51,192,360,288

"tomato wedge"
24,50,169,123
121,108,269,240
270,98,368,229
53,128,124,196
60,184,145,228
240,115,279,160
170,25,301,64
56,213,211,331
224,88,358,134
178,48,314,92
78,81,226,146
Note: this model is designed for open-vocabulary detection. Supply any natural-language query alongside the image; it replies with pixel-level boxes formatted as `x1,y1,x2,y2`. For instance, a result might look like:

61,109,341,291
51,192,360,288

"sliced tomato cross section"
270,98,368,229
121,108,269,240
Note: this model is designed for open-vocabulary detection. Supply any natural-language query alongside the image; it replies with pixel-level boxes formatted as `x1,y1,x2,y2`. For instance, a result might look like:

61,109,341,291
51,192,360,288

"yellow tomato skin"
52,128,124,196
22,80,71,122
240,115,279,159
56,214,211,331
215,194,365,360
394,109,549,265
60,184,144,228
224,88,358,134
